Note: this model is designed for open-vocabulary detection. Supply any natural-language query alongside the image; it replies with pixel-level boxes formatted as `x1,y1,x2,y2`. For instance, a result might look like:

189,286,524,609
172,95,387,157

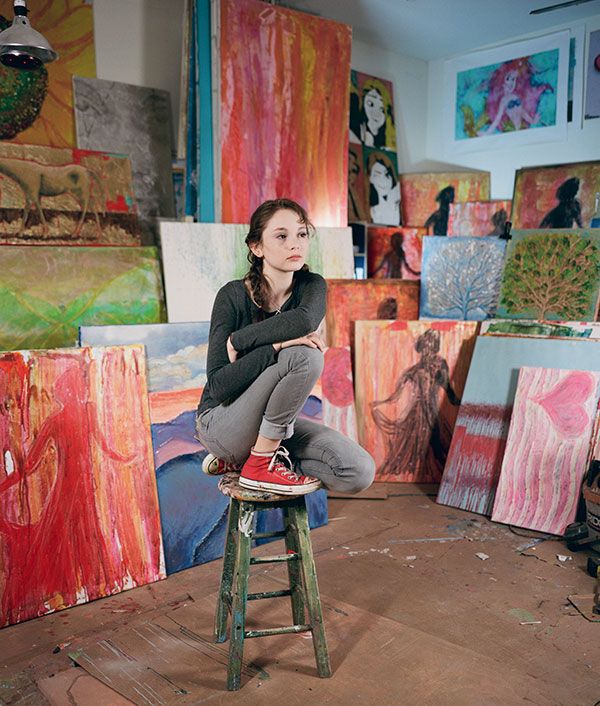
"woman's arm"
230,274,327,353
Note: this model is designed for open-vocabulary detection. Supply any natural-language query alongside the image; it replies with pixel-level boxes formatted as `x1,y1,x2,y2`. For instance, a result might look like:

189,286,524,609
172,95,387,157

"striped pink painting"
491,367,600,534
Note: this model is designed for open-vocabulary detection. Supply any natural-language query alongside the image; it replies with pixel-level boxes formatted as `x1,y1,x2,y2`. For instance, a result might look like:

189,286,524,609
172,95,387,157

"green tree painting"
498,231,600,320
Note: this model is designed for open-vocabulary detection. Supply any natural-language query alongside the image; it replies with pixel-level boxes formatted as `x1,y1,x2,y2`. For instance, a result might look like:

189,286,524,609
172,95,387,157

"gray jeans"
195,346,375,494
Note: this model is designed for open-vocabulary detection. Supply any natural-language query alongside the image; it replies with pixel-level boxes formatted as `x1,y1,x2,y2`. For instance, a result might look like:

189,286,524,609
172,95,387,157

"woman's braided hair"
244,199,313,320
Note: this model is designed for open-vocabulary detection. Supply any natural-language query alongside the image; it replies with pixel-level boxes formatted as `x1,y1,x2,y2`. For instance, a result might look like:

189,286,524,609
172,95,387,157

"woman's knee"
342,446,376,494
322,437,375,494
279,345,324,377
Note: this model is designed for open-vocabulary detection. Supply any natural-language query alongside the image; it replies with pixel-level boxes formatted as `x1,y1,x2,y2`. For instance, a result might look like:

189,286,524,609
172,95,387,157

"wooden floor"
1,484,599,706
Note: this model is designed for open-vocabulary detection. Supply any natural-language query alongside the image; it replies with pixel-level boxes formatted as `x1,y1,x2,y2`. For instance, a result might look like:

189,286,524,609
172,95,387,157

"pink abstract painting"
219,0,351,226
447,200,512,237
321,346,358,441
491,367,600,534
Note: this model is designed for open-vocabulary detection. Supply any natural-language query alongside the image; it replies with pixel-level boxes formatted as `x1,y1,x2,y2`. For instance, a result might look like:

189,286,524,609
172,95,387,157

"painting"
0,246,165,351
367,226,423,280
437,336,600,516
491,366,600,534
512,161,600,229
444,31,569,154
364,146,400,226
447,200,512,236
348,143,369,222
481,319,600,339
0,345,165,627
497,229,600,321
321,346,358,441
160,222,354,322
420,236,506,321
218,0,351,226
349,70,396,152
355,320,478,483
585,29,600,120
0,142,140,245
73,77,175,243
399,171,490,232
0,0,95,146
79,323,328,569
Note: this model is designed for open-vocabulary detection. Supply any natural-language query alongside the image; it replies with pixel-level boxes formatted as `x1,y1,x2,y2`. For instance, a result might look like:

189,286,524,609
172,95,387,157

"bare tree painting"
497,230,600,320
420,236,506,320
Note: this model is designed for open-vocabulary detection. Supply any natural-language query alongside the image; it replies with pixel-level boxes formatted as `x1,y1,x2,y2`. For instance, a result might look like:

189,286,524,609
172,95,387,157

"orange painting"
0,0,95,146
355,320,478,483
367,226,424,280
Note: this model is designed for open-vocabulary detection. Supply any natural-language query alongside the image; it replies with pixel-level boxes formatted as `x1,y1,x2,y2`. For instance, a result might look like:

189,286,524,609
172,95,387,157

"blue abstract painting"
79,322,327,572
420,236,506,320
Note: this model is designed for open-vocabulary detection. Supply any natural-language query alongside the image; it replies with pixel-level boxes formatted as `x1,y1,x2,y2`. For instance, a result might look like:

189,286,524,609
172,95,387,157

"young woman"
195,199,375,496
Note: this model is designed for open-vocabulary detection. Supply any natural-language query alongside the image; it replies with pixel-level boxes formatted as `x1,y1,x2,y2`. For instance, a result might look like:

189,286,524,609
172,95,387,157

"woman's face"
364,88,385,131
250,209,310,275
504,70,517,93
369,161,392,192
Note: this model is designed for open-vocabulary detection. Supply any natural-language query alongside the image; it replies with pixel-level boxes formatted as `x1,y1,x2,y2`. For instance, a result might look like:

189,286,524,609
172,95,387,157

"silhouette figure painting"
369,229,421,279
355,321,478,483
425,186,455,235
539,177,583,228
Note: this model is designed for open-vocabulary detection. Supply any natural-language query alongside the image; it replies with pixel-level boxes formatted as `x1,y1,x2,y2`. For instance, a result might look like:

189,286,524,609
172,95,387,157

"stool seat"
214,473,331,690
218,471,321,503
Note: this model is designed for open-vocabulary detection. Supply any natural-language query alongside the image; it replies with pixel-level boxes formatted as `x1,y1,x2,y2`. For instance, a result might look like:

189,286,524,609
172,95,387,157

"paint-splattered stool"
216,472,331,690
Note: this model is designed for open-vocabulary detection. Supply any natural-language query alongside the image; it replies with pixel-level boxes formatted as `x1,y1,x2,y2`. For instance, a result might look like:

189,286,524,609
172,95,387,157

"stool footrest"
247,589,292,601
245,624,312,639
253,530,287,540
250,553,298,564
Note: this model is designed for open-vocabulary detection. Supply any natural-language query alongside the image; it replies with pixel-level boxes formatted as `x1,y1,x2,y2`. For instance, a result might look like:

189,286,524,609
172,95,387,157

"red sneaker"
239,447,321,495
202,453,241,476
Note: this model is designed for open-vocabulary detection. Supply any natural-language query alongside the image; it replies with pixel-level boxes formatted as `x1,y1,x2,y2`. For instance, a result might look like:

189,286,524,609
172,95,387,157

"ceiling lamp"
0,0,58,70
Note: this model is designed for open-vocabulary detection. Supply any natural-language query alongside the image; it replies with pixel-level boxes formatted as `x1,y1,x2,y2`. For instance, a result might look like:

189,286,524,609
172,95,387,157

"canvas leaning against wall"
443,30,570,155
447,200,512,237
350,70,397,152
367,226,423,280
0,345,165,627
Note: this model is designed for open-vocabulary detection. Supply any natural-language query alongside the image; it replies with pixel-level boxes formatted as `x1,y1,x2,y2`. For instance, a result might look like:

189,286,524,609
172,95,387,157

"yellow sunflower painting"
0,0,95,146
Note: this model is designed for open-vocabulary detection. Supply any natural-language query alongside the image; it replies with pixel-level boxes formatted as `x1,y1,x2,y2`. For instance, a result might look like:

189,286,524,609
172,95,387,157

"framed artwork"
491,366,600,534
367,226,423,280
444,31,570,154
355,320,478,483
349,70,396,152
447,200,512,237
0,0,95,147
0,345,165,627
420,236,506,321
512,161,600,229
584,29,600,120
399,171,490,232
497,229,600,321
437,336,600,515
567,25,585,126
0,143,140,245
217,0,351,226
364,146,400,225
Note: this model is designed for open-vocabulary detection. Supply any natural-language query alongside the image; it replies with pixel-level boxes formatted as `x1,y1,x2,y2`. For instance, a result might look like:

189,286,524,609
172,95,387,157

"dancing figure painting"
491,367,600,534
512,162,600,228
219,0,351,226
420,237,506,321
438,336,600,516
497,230,600,321
367,226,423,280
355,321,478,483
0,345,165,627
447,200,512,236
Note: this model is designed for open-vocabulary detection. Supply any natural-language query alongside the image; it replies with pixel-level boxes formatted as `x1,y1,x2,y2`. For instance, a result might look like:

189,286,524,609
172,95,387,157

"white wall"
352,39,429,172
93,0,186,148
426,15,600,199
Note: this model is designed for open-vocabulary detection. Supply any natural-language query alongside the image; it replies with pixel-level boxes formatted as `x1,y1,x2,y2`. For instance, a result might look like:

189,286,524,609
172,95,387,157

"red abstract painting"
219,0,351,226
367,226,424,280
0,346,165,626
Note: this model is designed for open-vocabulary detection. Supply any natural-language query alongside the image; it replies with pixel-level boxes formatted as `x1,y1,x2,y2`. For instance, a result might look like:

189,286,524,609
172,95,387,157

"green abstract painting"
0,246,166,351
497,229,600,321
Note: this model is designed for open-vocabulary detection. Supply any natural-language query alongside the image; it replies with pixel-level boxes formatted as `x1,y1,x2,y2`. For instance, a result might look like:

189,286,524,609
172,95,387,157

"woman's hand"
226,336,238,363
274,331,326,353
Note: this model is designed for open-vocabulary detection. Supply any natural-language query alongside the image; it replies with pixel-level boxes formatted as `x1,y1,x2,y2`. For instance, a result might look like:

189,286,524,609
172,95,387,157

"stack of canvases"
0,0,359,628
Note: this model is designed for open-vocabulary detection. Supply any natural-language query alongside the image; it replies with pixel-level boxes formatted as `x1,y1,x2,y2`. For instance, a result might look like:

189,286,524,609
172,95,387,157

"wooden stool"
216,472,331,690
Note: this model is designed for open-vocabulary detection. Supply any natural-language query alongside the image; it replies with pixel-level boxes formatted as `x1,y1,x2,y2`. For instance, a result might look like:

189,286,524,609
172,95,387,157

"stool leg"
289,499,332,678
283,505,306,625
228,500,254,691
215,499,240,643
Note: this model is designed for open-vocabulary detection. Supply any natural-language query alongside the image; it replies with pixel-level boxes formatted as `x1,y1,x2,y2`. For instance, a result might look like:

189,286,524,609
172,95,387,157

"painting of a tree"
499,230,600,320
420,237,506,320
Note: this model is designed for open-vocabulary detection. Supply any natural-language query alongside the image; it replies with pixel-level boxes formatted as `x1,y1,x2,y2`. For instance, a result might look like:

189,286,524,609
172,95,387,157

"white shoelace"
267,447,299,479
